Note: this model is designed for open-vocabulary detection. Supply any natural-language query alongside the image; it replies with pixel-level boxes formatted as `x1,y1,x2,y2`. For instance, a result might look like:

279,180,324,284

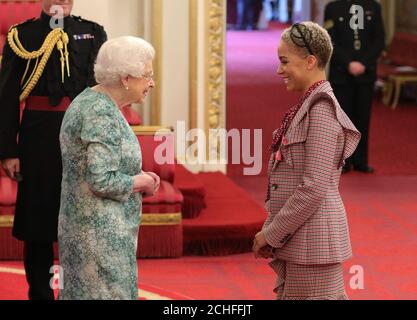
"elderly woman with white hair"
58,36,160,300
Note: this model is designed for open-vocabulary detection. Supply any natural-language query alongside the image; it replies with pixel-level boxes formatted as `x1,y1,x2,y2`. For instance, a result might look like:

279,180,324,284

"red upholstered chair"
0,167,17,216
378,32,417,108
121,105,142,126
174,163,207,219
0,167,23,260
0,0,42,56
0,127,186,260
132,126,184,258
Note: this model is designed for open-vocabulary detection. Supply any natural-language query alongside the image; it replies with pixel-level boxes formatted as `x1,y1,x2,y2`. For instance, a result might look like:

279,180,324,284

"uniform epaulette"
8,18,36,32
71,15,102,27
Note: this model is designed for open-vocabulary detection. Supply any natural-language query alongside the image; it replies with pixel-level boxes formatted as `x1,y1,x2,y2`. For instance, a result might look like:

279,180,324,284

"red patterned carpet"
2,171,417,300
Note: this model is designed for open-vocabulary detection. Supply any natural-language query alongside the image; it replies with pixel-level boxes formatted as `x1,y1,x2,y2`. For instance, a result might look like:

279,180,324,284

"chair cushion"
174,164,207,219
0,176,17,207
174,164,206,197
378,63,417,80
386,32,417,69
137,134,175,183
0,206,14,215
142,180,183,213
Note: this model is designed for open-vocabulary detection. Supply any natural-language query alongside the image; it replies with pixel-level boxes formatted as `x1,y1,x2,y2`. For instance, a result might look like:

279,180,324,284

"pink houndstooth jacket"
263,81,361,266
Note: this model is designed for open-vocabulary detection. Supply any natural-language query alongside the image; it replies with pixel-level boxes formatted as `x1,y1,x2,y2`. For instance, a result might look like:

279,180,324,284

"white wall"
160,0,189,129
73,0,189,129
72,0,150,120
72,0,144,39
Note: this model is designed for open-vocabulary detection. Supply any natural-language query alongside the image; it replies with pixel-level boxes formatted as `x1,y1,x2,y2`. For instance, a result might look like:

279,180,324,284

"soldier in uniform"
324,0,385,173
0,0,107,300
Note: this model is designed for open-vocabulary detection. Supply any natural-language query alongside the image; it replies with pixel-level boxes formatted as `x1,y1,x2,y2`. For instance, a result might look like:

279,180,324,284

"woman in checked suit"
252,22,361,300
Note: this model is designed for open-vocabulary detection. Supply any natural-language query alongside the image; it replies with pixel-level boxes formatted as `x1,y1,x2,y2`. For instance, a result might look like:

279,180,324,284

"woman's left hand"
144,171,160,193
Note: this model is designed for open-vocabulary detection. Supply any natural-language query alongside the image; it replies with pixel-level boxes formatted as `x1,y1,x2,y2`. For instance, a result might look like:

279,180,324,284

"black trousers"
23,241,55,300
237,0,256,30
333,82,374,167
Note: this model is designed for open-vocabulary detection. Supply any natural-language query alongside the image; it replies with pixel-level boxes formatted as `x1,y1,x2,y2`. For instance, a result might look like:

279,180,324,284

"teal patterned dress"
58,87,142,300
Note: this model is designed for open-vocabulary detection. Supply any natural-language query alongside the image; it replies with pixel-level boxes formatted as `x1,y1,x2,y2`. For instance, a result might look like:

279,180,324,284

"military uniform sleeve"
324,3,352,71
358,3,386,68
87,24,107,87
0,39,21,160
97,25,108,44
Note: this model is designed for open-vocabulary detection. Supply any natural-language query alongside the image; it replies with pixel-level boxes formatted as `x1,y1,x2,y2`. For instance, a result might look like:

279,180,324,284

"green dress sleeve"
81,103,134,202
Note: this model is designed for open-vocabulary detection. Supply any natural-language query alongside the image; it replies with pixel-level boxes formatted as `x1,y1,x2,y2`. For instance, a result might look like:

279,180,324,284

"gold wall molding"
141,213,182,226
0,215,14,228
189,0,198,131
151,0,162,126
0,213,181,228
205,0,225,162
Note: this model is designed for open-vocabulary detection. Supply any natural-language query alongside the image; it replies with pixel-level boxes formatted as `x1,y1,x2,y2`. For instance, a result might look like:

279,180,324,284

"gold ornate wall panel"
150,0,226,166
151,0,162,126
205,0,225,161
189,0,198,130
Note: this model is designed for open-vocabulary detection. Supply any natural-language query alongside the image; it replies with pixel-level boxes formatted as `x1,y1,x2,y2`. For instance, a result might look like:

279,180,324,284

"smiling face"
42,0,74,17
277,40,311,92
124,61,155,105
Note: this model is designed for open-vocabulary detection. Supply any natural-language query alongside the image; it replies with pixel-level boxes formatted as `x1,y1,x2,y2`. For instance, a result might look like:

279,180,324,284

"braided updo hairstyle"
281,21,333,70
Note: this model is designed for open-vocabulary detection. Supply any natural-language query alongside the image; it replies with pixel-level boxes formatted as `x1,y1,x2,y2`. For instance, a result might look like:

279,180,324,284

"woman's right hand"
133,173,156,196
1,158,21,181
258,245,275,259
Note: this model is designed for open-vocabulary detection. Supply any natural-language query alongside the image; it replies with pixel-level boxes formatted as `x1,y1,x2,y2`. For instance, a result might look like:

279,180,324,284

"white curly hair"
94,36,155,86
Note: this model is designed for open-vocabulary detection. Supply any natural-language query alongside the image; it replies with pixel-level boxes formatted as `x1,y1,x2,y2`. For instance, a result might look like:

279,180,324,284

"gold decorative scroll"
0,215,14,228
0,213,182,228
131,125,173,136
141,213,182,226
189,0,198,131
151,0,163,126
205,0,225,161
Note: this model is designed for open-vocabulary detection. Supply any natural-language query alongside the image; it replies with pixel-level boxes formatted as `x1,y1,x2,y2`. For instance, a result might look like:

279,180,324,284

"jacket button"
271,184,278,191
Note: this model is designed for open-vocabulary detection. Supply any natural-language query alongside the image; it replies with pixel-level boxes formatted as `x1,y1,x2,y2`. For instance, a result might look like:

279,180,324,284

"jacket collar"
287,81,358,134
284,81,361,168
40,11,75,29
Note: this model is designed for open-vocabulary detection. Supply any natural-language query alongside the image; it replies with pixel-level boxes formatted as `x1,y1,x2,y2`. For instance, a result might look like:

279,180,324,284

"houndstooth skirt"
269,259,349,300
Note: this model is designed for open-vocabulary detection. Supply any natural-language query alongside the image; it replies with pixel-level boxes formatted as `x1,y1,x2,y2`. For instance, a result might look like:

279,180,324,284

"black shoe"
353,165,375,173
342,164,351,174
